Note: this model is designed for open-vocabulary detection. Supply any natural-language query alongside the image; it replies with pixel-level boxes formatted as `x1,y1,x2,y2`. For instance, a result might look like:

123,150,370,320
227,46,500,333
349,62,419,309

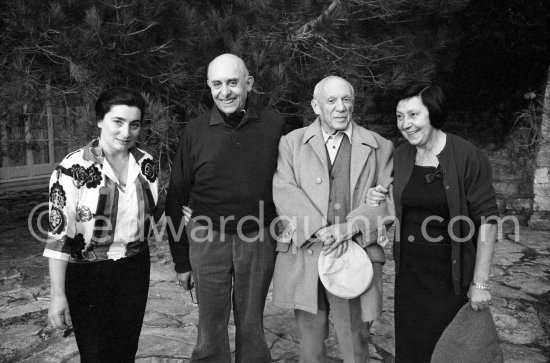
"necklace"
108,156,129,190
416,131,446,166
94,139,130,190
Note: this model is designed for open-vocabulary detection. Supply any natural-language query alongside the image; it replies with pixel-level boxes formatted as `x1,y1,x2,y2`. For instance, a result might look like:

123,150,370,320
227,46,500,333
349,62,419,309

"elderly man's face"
312,78,354,134
207,58,253,115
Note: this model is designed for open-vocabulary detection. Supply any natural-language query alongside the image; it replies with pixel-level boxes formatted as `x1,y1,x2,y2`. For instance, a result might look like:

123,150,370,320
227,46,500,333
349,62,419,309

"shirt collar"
209,104,259,126
321,122,353,144
82,138,145,165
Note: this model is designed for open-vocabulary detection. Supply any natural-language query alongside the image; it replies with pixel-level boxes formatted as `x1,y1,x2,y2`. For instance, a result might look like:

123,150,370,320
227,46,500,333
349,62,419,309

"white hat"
318,241,373,299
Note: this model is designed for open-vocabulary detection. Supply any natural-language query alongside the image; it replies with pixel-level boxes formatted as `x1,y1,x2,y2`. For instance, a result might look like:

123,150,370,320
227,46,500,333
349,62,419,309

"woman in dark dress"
368,84,499,362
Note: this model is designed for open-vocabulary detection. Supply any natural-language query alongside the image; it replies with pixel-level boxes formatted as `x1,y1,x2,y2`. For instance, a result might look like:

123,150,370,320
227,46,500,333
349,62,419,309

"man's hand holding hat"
318,239,374,299
317,221,359,258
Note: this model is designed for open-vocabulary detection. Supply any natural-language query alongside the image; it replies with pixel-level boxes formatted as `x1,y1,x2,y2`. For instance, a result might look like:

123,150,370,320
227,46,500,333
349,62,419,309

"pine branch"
295,0,341,36
125,22,159,37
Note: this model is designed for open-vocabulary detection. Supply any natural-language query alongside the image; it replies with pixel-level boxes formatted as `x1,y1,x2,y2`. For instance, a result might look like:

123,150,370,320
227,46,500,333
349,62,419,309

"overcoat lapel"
303,119,329,173
302,120,382,204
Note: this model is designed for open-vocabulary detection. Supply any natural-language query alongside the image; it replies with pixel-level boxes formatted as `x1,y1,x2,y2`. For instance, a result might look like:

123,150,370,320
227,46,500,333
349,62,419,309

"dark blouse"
401,165,451,245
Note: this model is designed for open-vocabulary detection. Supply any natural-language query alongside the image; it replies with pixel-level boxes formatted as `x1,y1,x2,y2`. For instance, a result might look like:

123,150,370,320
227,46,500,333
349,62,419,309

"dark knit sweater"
165,105,286,272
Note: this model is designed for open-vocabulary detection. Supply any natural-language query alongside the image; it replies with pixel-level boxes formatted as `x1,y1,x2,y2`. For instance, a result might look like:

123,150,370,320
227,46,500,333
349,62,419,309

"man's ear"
311,99,321,115
206,79,213,89
246,76,254,91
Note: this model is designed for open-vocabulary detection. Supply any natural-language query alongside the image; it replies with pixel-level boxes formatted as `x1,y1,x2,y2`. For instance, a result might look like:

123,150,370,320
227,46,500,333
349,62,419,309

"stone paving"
1,214,549,362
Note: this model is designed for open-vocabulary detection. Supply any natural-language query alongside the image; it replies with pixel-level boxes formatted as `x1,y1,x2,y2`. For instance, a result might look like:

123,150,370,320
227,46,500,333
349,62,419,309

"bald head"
207,53,254,115
207,53,250,80
313,76,354,100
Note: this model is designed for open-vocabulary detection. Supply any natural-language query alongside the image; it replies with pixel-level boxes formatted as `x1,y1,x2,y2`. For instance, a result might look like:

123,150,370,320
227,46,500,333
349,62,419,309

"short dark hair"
95,87,146,123
398,84,447,129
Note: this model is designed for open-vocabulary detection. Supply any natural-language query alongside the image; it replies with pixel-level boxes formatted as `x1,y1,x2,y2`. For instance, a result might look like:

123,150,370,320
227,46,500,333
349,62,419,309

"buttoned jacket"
272,119,394,322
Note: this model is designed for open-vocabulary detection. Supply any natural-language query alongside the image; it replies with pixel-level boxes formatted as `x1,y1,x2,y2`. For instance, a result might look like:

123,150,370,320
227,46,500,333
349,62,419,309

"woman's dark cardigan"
392,133,500,295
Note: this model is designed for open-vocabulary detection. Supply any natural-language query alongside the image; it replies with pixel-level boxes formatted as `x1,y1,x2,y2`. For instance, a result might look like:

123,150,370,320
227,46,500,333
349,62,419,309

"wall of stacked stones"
530,71,550,231
487,146,534,227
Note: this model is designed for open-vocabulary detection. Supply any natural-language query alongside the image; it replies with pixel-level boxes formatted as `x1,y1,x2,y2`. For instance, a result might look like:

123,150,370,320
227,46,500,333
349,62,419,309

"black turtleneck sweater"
165,105,287,272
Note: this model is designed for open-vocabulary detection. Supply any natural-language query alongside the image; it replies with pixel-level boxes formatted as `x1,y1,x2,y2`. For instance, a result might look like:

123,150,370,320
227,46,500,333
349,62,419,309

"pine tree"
2,0,548,177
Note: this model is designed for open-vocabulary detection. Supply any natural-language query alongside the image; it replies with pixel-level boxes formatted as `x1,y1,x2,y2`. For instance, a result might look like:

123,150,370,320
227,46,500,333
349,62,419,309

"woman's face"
396,96,435,148
98,105,141,154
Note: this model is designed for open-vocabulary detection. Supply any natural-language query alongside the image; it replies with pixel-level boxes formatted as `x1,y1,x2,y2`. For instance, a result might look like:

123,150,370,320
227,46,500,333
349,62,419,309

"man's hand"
317,221,357,257
182,206,193,226
324,239,349,258
48,294,72,330
177,271,195,290
366,185,388,206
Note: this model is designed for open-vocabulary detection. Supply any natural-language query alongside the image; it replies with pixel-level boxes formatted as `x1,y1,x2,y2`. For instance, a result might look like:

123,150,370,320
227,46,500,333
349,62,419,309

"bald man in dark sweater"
165,54,286,363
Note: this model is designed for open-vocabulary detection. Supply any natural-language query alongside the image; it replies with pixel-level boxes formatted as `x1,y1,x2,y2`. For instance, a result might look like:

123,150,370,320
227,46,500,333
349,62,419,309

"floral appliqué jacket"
43,139,159,263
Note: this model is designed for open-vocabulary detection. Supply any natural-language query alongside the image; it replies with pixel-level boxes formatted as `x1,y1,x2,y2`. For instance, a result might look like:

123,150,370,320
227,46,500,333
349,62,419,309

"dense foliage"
1,0,548,179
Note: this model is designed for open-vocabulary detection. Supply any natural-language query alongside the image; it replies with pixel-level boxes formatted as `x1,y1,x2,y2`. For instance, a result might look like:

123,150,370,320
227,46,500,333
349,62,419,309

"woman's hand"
468,284,493,311
47,258,71,330
469,224,498,311
366,185,388,206
182,206,193,226
48,294,72,330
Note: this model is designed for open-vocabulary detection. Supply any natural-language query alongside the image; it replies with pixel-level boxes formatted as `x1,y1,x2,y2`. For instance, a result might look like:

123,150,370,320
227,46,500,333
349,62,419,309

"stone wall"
530,66,550,230
486,147,534,226
529,66,550,231
531,142,550,230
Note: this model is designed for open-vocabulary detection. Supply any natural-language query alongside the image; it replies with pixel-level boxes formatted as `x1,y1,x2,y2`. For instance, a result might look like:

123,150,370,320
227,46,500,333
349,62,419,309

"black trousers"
66,248,150,363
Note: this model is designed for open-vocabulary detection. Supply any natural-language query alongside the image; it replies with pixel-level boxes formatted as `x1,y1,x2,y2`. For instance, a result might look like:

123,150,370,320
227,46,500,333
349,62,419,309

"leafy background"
1,0,549,186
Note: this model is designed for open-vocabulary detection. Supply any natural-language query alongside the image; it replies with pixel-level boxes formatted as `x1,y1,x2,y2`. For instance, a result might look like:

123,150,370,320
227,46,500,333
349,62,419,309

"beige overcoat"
272,119,394,322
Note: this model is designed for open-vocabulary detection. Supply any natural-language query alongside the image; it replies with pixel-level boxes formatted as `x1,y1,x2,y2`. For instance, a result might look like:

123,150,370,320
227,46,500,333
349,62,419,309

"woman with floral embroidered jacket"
44,87,158,362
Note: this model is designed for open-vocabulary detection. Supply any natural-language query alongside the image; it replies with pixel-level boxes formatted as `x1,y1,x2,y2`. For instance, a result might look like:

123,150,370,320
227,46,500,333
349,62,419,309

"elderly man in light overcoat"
272,76,394,362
